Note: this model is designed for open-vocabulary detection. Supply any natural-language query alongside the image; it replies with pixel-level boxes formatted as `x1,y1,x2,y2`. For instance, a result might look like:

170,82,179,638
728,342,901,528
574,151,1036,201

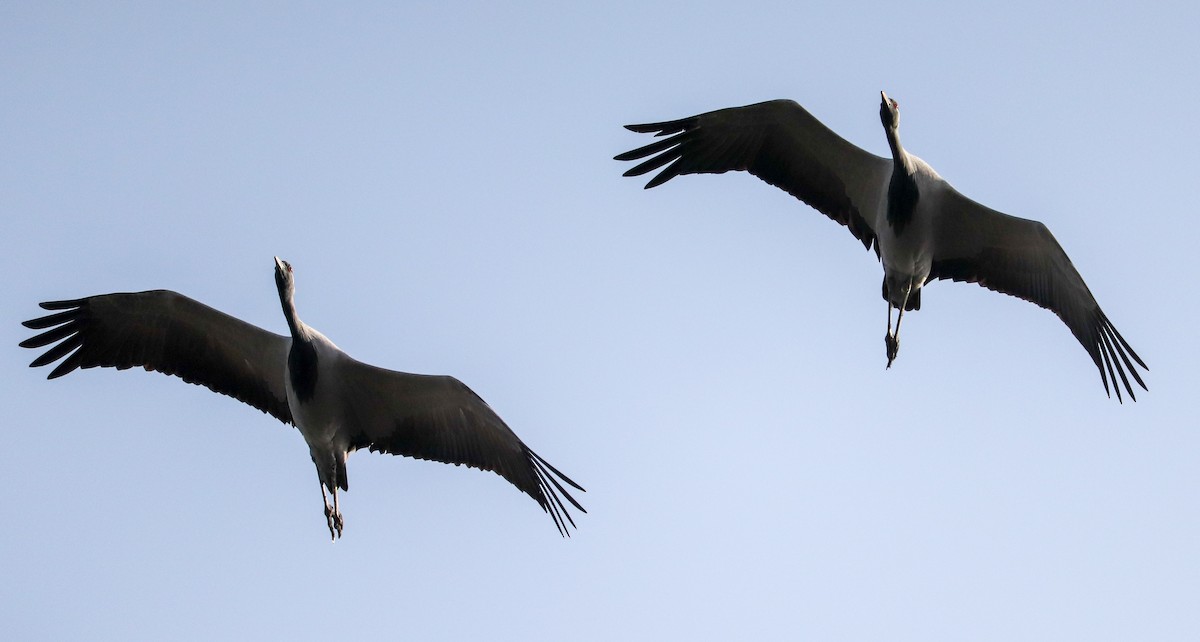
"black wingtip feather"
23,308,82,330
39,299,86,311
29,333,83,368
625,149,684,182
524,447,586,536
20,320,82,349
644,158,686,189
614,131,688,163
1101,311,1149,373
623,119,692,136
539,475,574,536
47,350,85,380
531,463,569,536
1102,321,1145,396
540,462,586,516
1105,332,1135,402
1096,331,1124,404
530,449,587,493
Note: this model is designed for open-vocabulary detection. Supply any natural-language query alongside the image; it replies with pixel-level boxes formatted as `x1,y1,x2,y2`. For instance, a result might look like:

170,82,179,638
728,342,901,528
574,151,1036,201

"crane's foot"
324,505,344,541
885,333,899,369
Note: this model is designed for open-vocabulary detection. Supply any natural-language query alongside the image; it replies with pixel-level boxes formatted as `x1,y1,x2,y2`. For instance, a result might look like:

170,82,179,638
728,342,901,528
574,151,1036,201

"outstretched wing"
928,190,1148,401
21,290,293,423
615,99,892,250
338,360,586,535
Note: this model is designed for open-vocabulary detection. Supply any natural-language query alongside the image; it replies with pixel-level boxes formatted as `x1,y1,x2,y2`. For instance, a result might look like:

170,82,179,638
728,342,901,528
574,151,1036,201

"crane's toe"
323,504,344,540
885,333,899,369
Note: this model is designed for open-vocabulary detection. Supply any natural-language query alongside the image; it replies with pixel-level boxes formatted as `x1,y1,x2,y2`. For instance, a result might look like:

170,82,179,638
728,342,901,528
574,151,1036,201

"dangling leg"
886,283,913,369
318,477,340,541
884,301,897,367
330,486,344,539
312,452,346,540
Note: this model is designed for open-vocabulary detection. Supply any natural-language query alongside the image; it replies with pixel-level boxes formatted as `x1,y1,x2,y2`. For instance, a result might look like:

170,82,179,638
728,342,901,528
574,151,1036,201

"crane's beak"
880,90,890,106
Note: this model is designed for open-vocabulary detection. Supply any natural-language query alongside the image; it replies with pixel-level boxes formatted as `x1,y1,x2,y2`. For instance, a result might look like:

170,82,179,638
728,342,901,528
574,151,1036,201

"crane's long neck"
277,282,320,402
278,286,309,342
885,126,906,167
884,127,919,235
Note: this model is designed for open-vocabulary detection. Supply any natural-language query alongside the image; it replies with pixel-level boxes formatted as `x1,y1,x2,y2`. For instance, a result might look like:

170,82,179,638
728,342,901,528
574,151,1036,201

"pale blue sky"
2,2,1197,640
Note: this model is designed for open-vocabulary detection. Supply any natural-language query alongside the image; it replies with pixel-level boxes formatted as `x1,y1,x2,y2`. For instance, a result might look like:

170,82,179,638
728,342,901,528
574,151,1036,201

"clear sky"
2,2,1196,640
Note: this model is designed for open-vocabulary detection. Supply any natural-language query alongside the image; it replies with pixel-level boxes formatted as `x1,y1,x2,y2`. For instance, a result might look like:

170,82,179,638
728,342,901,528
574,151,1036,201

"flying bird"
615,93,1148,401
20,257,585,539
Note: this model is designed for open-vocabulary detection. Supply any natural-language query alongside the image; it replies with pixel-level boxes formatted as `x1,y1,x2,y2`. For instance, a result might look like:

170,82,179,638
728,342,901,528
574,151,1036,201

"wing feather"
616,99,891,250
928,190,1148,401
337,360,585,535
20,290,294,422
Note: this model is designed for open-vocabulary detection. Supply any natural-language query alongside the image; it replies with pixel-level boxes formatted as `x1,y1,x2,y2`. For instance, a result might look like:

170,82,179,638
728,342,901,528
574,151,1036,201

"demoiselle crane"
615,92,1148,401
21,257,585,539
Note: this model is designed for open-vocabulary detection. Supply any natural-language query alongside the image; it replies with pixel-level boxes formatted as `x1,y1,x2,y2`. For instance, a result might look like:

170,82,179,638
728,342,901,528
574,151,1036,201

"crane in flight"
21,257,585,539
616,92,1147,401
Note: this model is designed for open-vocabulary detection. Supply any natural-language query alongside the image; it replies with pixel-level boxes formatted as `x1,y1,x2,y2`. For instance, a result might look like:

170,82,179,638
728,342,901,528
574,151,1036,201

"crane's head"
274,256,296,299
879,91,900,130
